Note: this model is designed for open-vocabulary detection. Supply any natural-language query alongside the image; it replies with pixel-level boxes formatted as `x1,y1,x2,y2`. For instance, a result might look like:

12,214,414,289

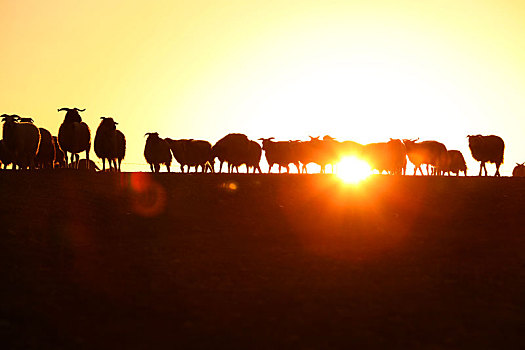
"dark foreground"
1,172,525,349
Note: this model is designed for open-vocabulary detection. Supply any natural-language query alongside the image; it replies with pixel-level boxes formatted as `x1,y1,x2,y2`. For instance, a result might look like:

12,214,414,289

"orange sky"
3,0,525,174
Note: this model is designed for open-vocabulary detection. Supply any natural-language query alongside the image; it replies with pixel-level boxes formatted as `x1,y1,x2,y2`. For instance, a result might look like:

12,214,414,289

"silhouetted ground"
1,172,525,349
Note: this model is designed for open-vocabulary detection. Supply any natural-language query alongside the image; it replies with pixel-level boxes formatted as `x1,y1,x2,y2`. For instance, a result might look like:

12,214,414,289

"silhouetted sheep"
52,136,66,168
144,132,172,173
35,127,55,169
442,150,467,176
362,139,407,175
115,129,126,171
246,140,262,173
403,139,448,175
67,159,100,171
166,138,214,173
212,133,252,173
259,138,300,173
512,163,525,177
0,139,13,169
94,117,119,171
57,108,91,168
1,114,41,169
467,135,504,176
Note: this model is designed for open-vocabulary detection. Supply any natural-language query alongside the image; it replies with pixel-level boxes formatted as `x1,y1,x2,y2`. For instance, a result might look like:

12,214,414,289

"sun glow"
336,156,372,184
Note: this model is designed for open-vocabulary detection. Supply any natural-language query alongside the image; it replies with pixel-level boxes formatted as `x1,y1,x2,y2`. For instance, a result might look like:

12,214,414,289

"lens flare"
336,156,372,184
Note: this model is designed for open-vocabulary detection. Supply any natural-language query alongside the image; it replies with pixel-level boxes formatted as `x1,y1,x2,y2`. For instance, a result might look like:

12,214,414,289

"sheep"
0,139,13,169
512,163,525,177
246,140,262,173
467,135,505,176
35,127,55,169
57,108,91,169
403,139,448,175
212,133,252,173
94,117,119,171
67,159,100,171
1,114,41,170
52,136,66,168
442,150,467,176
144,132,172,172
296,137,324,173
259,138,300,173
166,138,214,173
361,139,407,175
115,129,126,171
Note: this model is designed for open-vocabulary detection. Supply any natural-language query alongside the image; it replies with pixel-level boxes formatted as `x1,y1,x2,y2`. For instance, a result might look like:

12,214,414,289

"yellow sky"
3,0,525,174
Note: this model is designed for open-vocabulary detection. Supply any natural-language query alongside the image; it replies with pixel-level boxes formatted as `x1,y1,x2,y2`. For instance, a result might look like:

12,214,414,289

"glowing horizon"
3,1,525,174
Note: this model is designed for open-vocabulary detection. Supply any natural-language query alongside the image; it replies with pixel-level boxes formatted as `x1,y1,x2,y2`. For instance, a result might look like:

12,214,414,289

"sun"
335,156,372,184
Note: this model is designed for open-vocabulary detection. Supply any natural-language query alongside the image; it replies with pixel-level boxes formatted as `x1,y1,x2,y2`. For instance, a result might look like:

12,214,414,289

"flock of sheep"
0,108,521,177
0,108,125,171
144,132,518,177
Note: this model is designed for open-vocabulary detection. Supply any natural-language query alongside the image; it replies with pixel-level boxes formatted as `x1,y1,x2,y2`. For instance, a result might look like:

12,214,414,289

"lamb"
1,114,41,169
512,163,525,177
442,150,467,176
467,135,505,176
115,129,126,171
403,139,448,175
94,117,119,171
144,132,172,172
212,133,252,173
166,138,214,173
35,127,55,169
67,159,100,171
52,136,66,168
259,138,300,173
57,108,91,169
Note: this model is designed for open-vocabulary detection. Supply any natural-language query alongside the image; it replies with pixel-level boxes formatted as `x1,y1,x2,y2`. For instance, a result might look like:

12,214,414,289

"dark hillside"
1,173,525,349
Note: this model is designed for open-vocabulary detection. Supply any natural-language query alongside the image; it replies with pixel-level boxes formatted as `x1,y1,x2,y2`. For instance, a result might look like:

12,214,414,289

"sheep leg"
150,164,154,172
102,159,106,171
495,163,501,177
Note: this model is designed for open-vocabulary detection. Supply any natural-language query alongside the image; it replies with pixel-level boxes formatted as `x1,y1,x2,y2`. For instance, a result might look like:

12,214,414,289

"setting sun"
336,156,372,184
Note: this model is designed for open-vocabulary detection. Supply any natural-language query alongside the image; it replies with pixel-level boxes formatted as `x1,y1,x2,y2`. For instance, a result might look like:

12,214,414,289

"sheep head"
1,114,20,123
58,108,84,123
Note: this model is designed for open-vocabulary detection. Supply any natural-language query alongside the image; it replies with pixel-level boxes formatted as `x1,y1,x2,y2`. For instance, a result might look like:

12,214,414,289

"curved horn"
74,108,86,112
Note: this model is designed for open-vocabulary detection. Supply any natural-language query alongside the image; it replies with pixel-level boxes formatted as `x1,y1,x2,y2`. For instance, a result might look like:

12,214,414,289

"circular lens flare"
336,156,372,184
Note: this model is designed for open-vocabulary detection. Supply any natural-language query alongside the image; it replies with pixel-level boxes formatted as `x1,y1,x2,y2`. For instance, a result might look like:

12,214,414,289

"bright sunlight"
336,156,372,184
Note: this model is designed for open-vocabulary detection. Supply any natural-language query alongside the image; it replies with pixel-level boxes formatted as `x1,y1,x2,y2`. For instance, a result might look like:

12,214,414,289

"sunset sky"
3,0,525,174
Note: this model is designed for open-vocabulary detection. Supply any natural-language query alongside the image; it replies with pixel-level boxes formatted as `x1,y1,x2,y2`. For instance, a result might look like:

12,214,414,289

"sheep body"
259,138,300,173
94,117,118,171
403,139,448,175
0,139,13,169
115,130,126,171
468,135,504,176
512,163,525,177
144,132,172,172
166,138,214,173
67,159,100,171
362,139,407,175
35,127,55,169
1,115,41,169
442,150,467,176
246,140,262,173
52,136,66,168
57,108,91,167
212,133,252,173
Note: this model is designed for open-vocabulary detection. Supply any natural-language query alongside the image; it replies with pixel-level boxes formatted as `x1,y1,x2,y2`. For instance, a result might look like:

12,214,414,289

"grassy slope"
1,172,525,349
